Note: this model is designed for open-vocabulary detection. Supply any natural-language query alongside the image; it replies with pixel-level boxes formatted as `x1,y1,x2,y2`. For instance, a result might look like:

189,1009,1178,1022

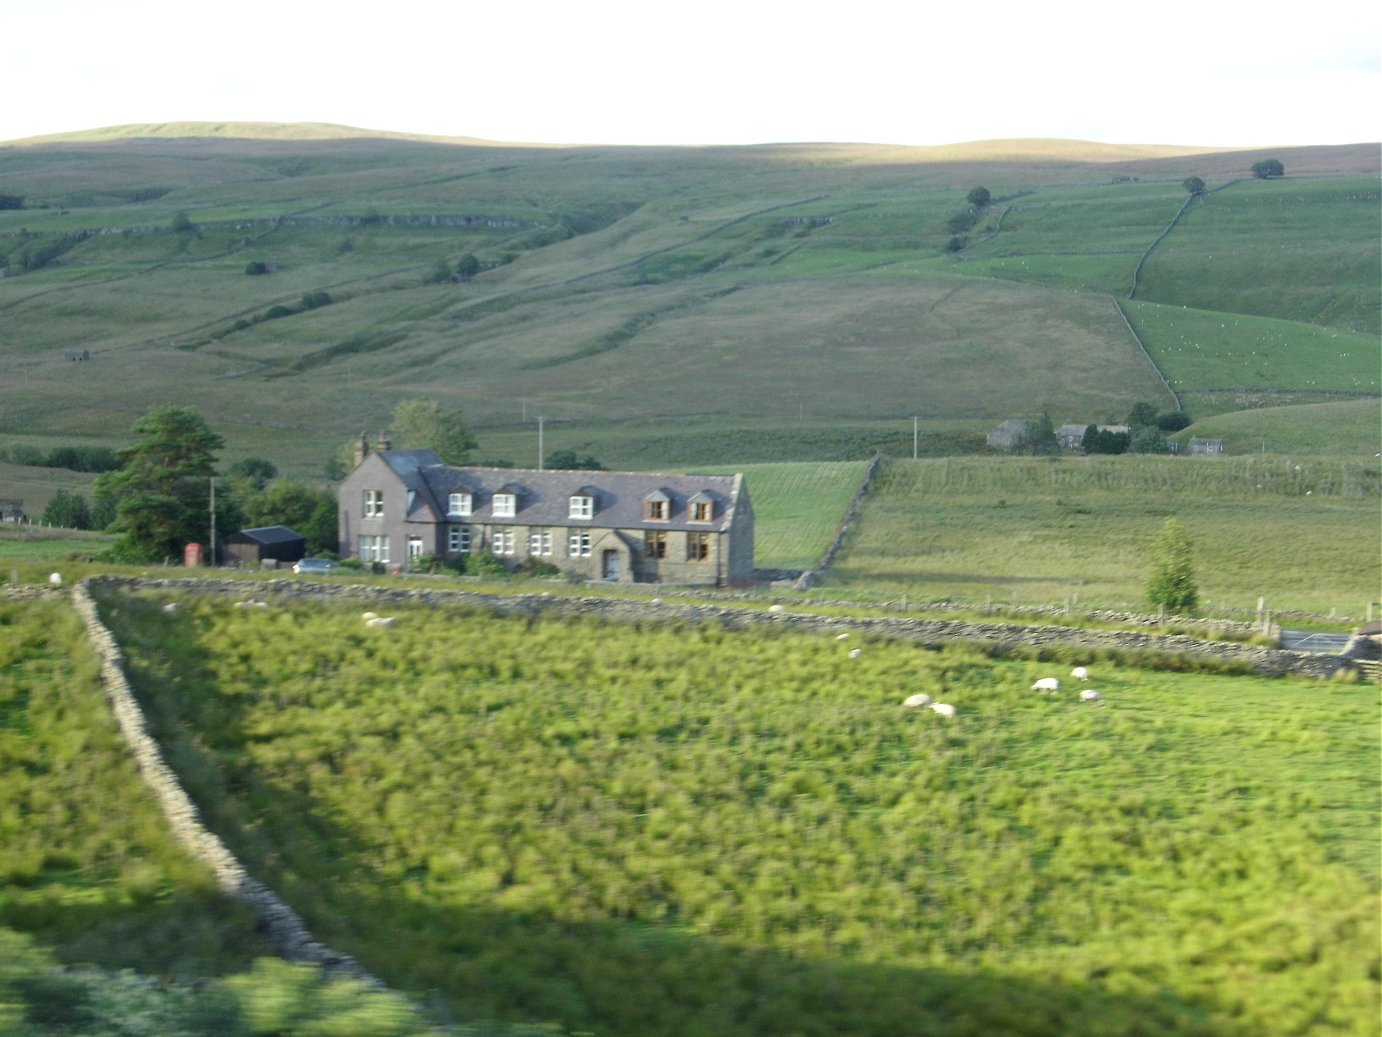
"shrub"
466,552,511,578
1251,158,1285,179
966,186,991,207
244,261,268,275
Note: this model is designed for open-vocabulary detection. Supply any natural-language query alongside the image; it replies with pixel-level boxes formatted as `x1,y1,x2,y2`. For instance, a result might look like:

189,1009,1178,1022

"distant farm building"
986,419,1030,450
1189,438,1226,455
222,525,307,568
0,499,26,523
64,348,91,361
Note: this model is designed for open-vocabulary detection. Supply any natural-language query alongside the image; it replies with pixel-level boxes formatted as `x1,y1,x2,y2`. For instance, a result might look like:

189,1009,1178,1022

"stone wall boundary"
796,452,885,590
70,580,381,986
86,574,1358,681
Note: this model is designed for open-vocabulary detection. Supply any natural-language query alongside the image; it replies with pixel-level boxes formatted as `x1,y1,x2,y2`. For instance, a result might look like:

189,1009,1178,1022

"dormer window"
448,492,472,517
644,489,670,522
493,492,516,518
569,494,594,520
688,492,715,523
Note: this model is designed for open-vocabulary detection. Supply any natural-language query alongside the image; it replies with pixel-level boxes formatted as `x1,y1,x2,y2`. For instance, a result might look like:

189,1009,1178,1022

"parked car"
293,557,337,575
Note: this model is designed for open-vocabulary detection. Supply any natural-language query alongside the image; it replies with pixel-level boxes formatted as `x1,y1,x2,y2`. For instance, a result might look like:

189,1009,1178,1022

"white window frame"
493,493,516,518
529,529,552,556
448,526,470,554
493,529,516,555
359,534,390,564
363,489,384,518
407,536,425,559
448,492,472,517
569,495,593,520
568,530,591,558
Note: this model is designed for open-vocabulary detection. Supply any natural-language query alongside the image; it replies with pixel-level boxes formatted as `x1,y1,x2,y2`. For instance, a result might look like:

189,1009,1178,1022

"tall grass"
97,588,1381,1037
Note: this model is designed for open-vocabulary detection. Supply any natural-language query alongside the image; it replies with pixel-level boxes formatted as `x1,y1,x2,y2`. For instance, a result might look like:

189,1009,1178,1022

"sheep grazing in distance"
48,572,62,587
1031,677,1060,692
768,604,786,614
848,648,863,659
1080,689,1104,703
361,611,378,621
161,602,179,614
235,599,269,609
929,702,956,717
1071,666,1090,681
903,693,934,708
836,633,850,641
365,616,396,628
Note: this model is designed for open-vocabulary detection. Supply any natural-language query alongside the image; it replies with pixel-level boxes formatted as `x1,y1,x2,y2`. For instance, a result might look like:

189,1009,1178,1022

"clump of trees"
1182,176,1205,195
544,449,606,471
1251,159,1284,179
2,443,120,471
391,397,476,465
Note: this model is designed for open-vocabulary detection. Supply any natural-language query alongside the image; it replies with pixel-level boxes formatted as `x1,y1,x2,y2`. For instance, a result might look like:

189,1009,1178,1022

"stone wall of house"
68,582,380,986
84,575,1361,681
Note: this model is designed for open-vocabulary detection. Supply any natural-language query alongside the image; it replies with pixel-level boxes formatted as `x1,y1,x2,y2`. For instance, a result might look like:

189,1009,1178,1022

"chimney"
377,430,392,452
353,432,370,468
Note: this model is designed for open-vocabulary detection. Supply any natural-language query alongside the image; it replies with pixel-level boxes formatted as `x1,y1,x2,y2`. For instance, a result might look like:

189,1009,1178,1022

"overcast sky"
5,0,1378,147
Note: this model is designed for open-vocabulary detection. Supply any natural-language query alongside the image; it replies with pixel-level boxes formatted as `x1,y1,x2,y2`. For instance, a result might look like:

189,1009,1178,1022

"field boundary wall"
84,575,1360,680
69,581,382,986
796,453,885,590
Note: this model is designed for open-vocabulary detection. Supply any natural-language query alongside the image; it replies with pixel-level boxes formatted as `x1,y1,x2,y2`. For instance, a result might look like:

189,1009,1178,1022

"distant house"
1189,438,1226,455
337,442,754,586
1055,425,1087,451
986,419,1030,450
63,348,91,361
222,525,306,568
0,498,25,523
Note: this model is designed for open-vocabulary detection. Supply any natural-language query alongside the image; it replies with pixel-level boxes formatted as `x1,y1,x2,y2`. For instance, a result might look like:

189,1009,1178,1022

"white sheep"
903,693,933,708
365,616,396,628
1071,666,1090,681
848,648,862,659
361,611,378,621
835,633,850,641
47,572,62,587
1080,689,1104,703
1031,677,1060,692
929,702,956,717
161,602,179,613
769,604,786,614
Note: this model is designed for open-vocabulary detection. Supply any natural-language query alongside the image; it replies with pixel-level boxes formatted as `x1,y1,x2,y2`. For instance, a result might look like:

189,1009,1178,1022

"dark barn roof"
229,525,305,545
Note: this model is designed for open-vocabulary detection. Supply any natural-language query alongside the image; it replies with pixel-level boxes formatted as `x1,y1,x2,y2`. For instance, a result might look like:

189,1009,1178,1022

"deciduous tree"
1145,518,1198,614
392,398,476,465
1251,159,1284,179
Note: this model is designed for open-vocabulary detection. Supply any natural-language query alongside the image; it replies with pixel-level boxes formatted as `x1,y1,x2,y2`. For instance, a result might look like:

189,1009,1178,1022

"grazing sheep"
1031,677,1061,692
1080,689,1104,703
47,572,62,587
361,611,378,621
903,693,934,708
161,602,179,614
836,633,850,641
929,702,956,717
1071,666,1090,681
768,604,786,614
365,616,396,628
848,648,862,659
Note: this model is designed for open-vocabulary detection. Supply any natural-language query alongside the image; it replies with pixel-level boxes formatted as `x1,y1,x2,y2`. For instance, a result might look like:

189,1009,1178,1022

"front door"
602,549,620,581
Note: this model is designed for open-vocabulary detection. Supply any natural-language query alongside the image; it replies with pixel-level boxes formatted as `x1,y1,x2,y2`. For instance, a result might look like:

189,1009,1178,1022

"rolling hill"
0,127,1377,477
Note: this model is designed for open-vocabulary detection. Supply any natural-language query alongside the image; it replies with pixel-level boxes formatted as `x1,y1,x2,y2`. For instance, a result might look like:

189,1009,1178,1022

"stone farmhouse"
338,444,754,586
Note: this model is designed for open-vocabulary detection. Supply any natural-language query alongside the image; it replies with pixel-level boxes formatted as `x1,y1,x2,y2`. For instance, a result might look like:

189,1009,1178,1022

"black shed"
223,525,306,567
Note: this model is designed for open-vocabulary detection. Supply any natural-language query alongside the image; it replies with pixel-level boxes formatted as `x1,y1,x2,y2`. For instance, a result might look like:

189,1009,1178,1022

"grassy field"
0,133,1375,474
827,456,1381,616
92,587,1380,1036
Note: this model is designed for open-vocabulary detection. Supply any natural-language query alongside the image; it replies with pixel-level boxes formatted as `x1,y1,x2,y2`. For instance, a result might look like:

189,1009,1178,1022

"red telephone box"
184,543,203,567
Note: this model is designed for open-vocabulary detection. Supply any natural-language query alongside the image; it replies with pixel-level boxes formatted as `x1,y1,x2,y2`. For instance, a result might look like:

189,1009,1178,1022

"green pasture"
828,456,1381,616
1124,300,1379,409
1138,177,1381,336
95,588,1380,1036
1178,398,1382,456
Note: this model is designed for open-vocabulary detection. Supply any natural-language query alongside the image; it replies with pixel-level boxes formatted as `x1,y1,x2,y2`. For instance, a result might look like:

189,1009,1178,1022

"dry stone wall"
70,581,380,985
87,575,1358,680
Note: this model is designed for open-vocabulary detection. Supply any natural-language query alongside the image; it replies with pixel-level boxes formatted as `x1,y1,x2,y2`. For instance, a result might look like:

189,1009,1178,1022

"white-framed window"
568,530,591,557
448,526,470,554
493,493,516,518
358,534,390,564
493,529,516,555
529,529,552,556
407,536,425,559
448,492,472,517
569,495,593,519
363,489,384,518
689,499,714,522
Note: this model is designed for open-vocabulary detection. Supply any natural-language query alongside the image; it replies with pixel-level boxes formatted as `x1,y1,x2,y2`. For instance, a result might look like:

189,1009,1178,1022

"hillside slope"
0,129,1375,471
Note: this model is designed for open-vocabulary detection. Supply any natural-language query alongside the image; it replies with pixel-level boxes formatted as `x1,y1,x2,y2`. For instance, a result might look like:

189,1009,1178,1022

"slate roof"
376,452,741,532
230,525,305,545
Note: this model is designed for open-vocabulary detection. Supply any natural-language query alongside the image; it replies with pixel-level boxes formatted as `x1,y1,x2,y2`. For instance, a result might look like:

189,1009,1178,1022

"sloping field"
1,133,1374,474
828,456,1381,615
92,586,1381,1036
